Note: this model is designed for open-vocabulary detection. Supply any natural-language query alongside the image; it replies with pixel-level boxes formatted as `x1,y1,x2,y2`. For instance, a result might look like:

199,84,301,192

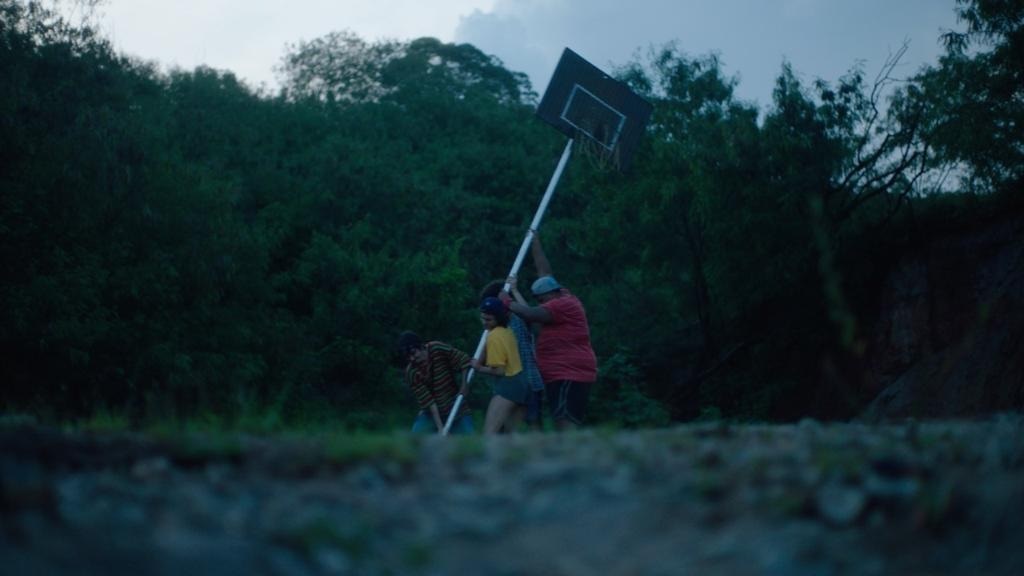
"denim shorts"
491,370,529,405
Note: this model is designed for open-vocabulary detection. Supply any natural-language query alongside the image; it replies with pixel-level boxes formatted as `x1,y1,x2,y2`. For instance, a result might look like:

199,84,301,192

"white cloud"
73,0,959,105
88,0,497,89
456,0,959,107
455,9,551,92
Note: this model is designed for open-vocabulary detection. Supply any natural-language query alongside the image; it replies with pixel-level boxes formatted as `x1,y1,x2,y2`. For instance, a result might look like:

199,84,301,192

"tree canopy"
1,0,1019,429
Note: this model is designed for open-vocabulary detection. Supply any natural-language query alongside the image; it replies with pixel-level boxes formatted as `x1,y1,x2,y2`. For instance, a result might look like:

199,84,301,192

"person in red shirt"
502,234,597,430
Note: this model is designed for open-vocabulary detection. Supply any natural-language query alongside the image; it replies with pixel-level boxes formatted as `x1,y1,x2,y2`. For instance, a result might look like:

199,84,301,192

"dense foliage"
1,0,1019,429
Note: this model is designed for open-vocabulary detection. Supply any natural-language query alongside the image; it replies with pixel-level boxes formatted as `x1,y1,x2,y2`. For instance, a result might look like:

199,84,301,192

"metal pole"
442,138,574,435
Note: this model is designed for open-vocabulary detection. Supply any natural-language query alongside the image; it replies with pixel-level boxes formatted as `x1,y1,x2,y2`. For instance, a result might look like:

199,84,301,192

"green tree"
911,0,1024,192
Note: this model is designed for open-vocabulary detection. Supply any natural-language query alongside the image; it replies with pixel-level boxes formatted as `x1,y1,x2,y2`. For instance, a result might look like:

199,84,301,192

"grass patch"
447,435,485,464
141,422,245,464
323,432,420,466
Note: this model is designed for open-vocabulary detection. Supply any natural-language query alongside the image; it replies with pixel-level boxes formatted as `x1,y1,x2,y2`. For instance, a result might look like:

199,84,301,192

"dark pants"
545,380,591,425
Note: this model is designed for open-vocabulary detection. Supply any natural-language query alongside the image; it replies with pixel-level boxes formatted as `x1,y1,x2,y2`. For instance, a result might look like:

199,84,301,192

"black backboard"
536,48,652,171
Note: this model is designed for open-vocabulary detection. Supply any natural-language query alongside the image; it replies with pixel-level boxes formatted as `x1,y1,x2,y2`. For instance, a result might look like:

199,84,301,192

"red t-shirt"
535,291,597,383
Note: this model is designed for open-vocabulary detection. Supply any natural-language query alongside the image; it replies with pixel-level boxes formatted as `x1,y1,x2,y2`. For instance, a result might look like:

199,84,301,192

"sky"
78,0,961,108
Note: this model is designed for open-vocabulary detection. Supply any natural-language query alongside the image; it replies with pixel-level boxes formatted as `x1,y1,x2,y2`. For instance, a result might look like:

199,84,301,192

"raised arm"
507,276,528,306
501,274,553,324
531,234,553,277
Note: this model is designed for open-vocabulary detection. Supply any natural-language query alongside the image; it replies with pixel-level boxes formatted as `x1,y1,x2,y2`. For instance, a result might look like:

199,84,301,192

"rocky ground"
1,415,1023,575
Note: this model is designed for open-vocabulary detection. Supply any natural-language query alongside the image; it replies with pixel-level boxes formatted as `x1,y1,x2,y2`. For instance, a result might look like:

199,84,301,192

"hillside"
861,209,1024,420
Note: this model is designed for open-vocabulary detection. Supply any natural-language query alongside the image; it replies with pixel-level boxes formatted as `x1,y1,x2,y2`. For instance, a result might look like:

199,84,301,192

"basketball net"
574,130,621,173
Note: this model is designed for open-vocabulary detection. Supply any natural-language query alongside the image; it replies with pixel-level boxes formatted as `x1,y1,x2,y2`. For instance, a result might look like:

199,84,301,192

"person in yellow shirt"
472,297,529,434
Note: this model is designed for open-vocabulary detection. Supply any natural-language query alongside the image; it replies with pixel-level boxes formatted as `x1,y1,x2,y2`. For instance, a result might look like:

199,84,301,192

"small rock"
131,456,170,481
816,481,867,526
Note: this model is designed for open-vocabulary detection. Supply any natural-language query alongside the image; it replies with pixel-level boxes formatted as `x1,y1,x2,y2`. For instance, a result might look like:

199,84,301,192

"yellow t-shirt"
484,326,523,377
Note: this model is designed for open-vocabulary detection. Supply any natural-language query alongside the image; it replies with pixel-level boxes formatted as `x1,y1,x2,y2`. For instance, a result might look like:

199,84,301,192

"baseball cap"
480,296,507,315
530,275,562,295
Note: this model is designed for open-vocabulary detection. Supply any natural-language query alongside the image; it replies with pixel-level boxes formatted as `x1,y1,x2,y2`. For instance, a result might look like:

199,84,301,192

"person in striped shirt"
399,331,474,435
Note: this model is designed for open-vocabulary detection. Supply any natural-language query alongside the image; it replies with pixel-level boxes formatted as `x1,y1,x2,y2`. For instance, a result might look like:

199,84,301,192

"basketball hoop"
536,48,652,172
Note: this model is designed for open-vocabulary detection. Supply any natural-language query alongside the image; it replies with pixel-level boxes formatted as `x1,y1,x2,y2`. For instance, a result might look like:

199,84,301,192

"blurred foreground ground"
1,416,1022,575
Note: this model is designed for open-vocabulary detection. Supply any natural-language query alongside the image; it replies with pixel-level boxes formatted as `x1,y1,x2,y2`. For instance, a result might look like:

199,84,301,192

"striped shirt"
405,341,471,420
509,315,544,392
